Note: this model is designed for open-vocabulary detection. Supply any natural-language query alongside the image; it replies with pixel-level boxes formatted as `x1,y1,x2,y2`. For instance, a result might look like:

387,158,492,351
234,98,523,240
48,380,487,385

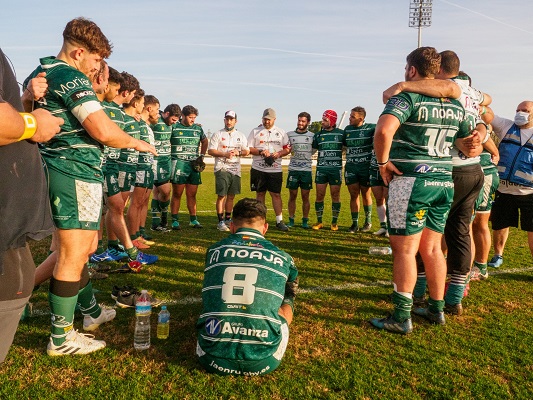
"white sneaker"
47,329,106,356
217,221,230,231
83,306,116,331
373,227,388,236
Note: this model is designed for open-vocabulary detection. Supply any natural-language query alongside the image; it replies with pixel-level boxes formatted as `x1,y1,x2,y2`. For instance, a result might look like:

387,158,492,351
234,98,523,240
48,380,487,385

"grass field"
2,165,533,399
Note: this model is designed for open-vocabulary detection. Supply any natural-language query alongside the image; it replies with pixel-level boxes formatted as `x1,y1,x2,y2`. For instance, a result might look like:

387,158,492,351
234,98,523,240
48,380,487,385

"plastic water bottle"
134,290,151,350
369,246,392,255
157,306,170,339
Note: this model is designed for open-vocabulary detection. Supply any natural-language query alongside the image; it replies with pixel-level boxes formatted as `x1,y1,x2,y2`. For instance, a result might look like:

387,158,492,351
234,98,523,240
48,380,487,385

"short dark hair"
120,71,140,93
126,88,145,108
107,66,123,86
298,112,311,122
63,17,112,58
144,95,159,107
440,50,460,76
406,47,441,78
232,198,267,225
164,104,181,117
351,106,366,118
182,105,199,117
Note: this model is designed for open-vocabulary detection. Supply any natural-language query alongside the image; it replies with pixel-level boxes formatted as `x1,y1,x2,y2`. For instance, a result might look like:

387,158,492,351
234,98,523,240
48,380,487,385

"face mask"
514,111,530,126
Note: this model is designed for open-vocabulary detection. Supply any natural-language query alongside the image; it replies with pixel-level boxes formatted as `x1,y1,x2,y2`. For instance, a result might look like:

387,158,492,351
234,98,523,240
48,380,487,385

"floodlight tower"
409,0,433,48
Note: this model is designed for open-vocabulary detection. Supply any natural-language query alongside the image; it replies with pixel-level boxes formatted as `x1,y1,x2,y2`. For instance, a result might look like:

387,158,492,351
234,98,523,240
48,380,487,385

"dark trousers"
445,164,484,276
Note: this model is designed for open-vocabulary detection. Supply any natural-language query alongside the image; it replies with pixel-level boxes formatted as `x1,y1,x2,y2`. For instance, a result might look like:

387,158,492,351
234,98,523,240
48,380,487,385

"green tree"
309,121,322,133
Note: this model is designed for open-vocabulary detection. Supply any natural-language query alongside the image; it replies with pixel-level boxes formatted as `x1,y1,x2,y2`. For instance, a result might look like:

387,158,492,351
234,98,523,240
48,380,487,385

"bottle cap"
161,305,167,310
141,289,147,294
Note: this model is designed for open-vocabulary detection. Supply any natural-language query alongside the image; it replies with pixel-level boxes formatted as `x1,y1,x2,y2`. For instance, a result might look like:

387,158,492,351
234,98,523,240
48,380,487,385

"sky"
2,0,533,135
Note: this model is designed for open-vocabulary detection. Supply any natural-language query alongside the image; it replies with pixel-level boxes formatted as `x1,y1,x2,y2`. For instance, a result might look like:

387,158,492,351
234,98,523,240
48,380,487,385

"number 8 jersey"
382,92,472,180
197,228,298,362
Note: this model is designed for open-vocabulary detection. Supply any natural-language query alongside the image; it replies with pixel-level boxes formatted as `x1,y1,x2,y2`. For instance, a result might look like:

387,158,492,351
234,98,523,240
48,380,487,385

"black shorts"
250,168,282,193
491,191,533,231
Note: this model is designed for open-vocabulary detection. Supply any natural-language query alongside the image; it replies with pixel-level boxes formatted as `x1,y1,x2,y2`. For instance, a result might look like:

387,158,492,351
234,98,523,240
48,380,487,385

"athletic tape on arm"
71,100,103,124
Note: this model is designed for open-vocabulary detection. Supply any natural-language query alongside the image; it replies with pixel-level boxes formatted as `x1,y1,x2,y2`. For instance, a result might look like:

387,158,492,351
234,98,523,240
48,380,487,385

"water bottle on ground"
369,246,392,255
157,305,170,339
134,289,151,350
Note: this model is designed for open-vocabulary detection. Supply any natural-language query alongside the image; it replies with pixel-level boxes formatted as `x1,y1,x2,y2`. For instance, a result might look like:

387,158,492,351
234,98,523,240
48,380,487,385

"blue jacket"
497,124,533,188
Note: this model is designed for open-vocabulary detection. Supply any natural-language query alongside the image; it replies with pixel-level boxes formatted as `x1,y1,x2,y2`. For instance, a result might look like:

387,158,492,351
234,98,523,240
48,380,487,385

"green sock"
351,212,359,226
315,202,324,223
126,246,139,261
428,297,445,314
380,221,387,229
49,292,78,346
172,214,179,223
130,234,137,241
444,274,468,305
413,274,427,298
77,281,101,319
160,200,170,225
475,261,488,273
392,291,413,322
289,217,295,225
190,215,197,222
302,217,309,226
151,199,160,227
364,205,372,224
332,202,341,224
95,240,105,255
108,239,120,250
139,227,146,236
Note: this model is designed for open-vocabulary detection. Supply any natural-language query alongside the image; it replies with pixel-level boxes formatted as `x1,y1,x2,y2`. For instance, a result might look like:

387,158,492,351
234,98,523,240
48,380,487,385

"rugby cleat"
47,330,106,356
361,223,372,232
312,222,323,230
171,221,181,230
370,315,413,334
373,227,388,236
189,220,203,228
136,252,158,265
106,247,128,261
488,255,503,268
217,221,230,231
83,306,116,331
330,224,339,231
412,307,445,325
89,250,115,263
348,223,359,233
276,221,289,232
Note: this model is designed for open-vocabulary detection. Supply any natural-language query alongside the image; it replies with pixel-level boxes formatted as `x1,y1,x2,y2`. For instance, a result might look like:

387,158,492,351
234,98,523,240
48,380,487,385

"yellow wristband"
18,113,37,141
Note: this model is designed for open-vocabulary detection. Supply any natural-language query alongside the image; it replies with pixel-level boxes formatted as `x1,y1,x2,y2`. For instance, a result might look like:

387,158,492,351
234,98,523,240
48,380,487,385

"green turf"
2,165,532,399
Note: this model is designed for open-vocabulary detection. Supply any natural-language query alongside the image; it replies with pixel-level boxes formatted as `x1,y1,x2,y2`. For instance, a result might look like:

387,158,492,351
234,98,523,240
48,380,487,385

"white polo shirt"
208,128,249,176
247,125,289,173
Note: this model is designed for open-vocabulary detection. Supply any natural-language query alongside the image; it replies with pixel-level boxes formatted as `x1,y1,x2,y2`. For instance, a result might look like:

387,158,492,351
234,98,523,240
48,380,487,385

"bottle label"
136,304,151,315
159,315,170,323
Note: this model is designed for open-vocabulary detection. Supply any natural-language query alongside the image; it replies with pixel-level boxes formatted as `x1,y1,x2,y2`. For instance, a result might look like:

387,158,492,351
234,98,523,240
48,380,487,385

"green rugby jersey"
23,57,103,182
197,228,298,362
151,116,172,160
382,92,471,180
287,130,315,172
117,114,140,169
312,127,344,169
137,120,154,171
102,101,125,166
171,122,206,161
343,123,376,165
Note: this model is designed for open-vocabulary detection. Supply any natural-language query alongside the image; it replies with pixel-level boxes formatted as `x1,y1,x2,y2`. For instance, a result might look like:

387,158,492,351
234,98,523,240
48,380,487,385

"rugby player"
196,198,298,376
312,110,344,231
24,18,156,355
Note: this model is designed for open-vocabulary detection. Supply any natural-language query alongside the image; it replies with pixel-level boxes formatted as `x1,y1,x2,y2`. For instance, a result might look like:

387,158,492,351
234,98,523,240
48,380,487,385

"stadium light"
409,0,433,48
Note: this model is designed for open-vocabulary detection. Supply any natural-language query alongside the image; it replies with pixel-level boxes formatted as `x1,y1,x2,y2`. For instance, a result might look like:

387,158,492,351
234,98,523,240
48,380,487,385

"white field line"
28,267,533,315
